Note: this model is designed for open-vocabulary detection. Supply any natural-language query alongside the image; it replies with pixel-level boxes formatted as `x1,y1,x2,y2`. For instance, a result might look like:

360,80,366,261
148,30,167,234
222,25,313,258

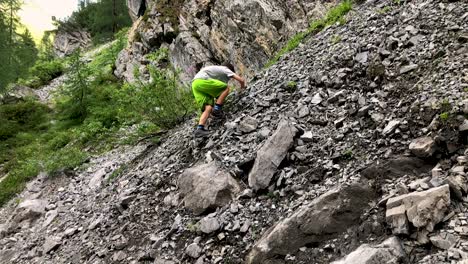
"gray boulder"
248,119,297,191
386,185,450,240
178,163,241,215
409,137,436,158
246,184,375,263
13,199,48,223
54,29,91,57
331,237,406,264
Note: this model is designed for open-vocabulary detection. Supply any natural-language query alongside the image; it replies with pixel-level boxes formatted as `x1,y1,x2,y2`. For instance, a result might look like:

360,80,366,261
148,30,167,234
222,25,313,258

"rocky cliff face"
116,0,335,82
1,0,468,263
54,30,92,58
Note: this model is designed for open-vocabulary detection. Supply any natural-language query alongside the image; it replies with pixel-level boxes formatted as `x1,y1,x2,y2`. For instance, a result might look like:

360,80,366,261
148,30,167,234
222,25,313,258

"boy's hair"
222,62,235,73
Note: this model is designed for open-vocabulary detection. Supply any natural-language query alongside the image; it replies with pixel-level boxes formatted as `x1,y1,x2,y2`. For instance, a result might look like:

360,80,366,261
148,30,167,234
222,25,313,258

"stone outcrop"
246,184,375,263
331,237,406,264
178,163,241,215
117,0,335,82
386,185,450,242
54,29,91,57
248,119,297,191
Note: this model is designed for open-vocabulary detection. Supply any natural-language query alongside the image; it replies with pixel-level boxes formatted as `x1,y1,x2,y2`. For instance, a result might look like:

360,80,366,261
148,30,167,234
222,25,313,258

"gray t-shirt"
193,66,235,84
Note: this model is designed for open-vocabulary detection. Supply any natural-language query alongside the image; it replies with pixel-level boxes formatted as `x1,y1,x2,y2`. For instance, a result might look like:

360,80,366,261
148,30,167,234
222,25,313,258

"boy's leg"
199,105,213,126
216,87,230,105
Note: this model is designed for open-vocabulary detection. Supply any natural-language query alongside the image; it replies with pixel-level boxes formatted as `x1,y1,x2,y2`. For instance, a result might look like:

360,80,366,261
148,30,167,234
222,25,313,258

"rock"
239,116,258,134
199,216,221,234
0,85,39,104
311,93,323,105
246,184,375,263
385,204,409,235
430,232,457,250
361,157,433,180
445,174,467,200
399,64,418,74
43,236,62,254
186,243,202,258
42,210,58,228
355,52,369,64
300,131,314,142
248,119,297,191
386,185,450,239
13,199,48,223
459,119,468,132
178,163,241,215
154,258,176,264
331,237,405,264
409,137,436,158
53,29,91,57
382,120,400,136
297,104,310,118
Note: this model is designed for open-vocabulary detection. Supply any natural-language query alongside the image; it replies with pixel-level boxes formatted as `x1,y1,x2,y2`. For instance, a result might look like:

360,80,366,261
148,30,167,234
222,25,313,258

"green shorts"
192,78,228,112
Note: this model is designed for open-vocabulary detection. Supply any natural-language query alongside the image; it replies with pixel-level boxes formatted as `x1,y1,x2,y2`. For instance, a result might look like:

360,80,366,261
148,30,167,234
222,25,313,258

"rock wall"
117,0,335,82
53,30,92,58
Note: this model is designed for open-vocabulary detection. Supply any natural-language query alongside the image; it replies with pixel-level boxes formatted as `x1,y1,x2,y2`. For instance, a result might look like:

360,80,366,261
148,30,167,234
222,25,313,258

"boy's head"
222,62,235,73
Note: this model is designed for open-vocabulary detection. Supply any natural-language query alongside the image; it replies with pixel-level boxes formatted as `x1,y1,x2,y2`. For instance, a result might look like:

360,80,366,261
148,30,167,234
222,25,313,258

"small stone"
186,243,202,258
199,216,220,234
400,64,418,74
311,93,323,105
43,236,62,254
409,137,436,157
382,120,400,135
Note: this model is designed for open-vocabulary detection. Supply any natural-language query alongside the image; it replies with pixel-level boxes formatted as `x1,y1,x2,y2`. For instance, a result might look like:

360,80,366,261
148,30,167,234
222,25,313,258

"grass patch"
265,0,352,67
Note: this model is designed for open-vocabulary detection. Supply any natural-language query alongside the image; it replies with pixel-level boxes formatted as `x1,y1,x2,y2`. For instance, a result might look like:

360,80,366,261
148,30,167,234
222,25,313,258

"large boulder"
331,237,406,264
246,184,376,263
248,119,297,191
386,185,450,242
54,29,91,57
178,163,241,215
0,85,38,104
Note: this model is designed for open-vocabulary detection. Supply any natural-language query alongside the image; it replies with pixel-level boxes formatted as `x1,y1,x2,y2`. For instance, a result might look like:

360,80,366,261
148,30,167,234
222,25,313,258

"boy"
192,62,246,138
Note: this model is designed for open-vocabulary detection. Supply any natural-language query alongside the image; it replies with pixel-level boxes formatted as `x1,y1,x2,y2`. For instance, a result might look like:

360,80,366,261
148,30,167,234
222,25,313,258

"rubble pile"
0,0,467,263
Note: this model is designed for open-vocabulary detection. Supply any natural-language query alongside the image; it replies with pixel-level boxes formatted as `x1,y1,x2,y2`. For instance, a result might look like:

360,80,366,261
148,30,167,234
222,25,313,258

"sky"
19,0,79,39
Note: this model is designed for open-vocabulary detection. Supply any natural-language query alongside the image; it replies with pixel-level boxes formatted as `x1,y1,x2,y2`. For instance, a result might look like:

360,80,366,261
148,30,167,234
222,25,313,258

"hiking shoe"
193,128,211,138
212,109,225,118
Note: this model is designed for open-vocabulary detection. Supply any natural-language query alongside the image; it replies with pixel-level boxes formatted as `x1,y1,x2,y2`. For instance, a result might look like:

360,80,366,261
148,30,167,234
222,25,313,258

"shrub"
27,59,64,88
0,100,50,140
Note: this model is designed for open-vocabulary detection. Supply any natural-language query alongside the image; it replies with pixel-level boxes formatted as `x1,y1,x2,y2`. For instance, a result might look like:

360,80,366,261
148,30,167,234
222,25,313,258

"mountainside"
0,0,467,263
116,0,337,82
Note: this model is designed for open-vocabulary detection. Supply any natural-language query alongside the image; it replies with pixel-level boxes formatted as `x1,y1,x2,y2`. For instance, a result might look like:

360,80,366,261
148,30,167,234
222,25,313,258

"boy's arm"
231,74,246,89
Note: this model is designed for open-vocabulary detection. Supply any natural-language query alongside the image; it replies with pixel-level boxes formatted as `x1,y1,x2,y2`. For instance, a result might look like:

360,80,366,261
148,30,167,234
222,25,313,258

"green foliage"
285,81,298,92
265,0,352,67
20,59,64,88
0,99,50,140
120,66,196,129
108,164,127,182
0,0,39,92
439,112,450,122
57,0,132,45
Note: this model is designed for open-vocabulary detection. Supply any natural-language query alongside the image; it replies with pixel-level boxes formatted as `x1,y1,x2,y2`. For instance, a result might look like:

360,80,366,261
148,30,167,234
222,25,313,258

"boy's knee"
204,105,213,112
